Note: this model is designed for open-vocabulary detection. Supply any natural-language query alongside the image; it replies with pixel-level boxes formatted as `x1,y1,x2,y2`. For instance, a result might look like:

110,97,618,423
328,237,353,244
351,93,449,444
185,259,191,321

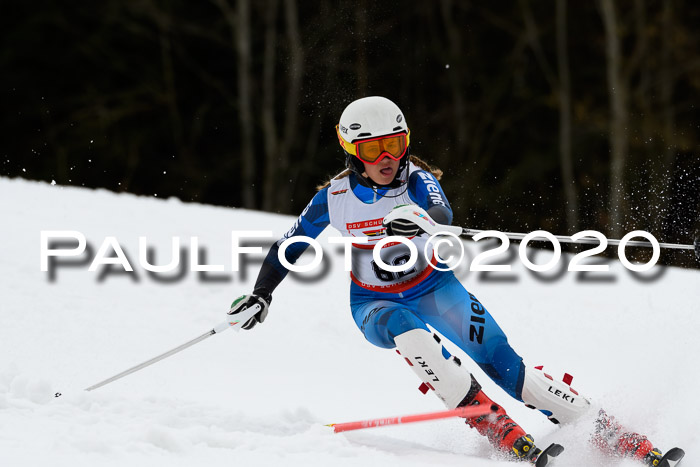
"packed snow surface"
1,177,697,466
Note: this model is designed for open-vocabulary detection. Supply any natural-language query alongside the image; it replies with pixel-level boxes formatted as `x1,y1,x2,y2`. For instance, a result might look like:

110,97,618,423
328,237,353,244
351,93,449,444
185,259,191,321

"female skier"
229,96,670,465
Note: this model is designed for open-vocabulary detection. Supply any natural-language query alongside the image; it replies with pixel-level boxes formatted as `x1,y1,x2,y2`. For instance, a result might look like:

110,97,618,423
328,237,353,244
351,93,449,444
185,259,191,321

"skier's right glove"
228,291,271,330
383,204,426,237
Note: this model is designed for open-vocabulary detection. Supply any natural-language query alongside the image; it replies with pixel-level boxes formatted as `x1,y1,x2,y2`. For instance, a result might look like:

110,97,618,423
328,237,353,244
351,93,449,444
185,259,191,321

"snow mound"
1,177,697,466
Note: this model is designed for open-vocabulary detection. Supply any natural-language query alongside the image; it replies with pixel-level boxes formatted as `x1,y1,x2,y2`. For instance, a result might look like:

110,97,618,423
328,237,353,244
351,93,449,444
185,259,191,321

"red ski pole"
327,404,498,433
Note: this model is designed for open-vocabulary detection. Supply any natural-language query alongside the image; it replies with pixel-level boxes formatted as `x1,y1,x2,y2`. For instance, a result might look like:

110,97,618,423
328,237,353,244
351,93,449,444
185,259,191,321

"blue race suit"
252,170,526,401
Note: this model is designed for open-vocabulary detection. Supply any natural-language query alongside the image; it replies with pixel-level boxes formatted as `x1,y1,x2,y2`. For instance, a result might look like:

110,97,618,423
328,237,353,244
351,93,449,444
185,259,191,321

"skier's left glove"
383,204,425,237
384,205,464,238
228,290,271,330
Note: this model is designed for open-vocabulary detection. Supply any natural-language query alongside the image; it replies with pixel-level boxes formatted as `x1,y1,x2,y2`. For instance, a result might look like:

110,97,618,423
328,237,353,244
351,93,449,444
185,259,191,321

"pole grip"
212,305,261,334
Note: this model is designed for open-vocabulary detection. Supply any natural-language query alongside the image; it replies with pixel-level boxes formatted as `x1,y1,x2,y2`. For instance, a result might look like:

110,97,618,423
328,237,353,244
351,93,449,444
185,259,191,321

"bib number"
371,253,417,282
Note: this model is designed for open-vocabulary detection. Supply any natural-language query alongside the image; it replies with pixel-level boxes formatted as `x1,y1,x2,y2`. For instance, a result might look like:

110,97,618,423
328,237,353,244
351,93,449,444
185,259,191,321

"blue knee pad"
350,272,526,400
414,277,526,400
351,300,429,349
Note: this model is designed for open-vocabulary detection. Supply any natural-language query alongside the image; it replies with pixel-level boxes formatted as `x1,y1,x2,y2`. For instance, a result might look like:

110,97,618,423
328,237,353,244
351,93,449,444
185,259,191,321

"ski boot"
592,409,665,466
393,330,564,465
460,387,554,464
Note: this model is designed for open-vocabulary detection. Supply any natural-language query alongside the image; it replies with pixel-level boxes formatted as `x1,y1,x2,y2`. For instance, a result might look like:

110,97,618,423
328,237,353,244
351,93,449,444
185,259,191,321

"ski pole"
327,404,497,433
386,207,698,255
459,227,697,253
408,215,697,257
72,305,261,394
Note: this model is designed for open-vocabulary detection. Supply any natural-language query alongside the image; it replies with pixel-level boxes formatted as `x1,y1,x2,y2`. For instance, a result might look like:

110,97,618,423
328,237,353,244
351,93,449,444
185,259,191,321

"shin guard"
521,366,591,424
394,329,473,409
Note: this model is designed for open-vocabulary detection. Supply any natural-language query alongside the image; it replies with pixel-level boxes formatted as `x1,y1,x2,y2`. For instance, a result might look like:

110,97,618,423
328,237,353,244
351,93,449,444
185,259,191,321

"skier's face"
362,156,400,185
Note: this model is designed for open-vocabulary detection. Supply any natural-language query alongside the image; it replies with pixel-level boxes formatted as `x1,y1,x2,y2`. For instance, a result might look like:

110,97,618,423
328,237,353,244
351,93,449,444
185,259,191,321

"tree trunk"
599,0,628,237
633,0,653,231
262,0,279,212
277,0,304,210
236,0,256,209
355,0,368,96
656,1,676,237
520,0,577,232
157,12,187,165
439,0,468,166
215,0,257,208
556,0,577,233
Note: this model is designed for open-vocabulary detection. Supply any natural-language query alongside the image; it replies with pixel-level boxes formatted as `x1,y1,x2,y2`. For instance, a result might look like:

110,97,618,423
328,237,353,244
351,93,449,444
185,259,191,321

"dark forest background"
2,1,699,267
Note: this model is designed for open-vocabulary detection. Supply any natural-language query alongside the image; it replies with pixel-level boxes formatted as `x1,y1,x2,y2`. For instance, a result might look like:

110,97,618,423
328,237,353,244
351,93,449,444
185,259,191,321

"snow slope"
1,177,697,467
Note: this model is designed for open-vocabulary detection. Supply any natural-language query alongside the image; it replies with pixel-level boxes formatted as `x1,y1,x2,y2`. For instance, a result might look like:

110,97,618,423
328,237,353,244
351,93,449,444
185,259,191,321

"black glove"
228,291,272,330
384,217,423,237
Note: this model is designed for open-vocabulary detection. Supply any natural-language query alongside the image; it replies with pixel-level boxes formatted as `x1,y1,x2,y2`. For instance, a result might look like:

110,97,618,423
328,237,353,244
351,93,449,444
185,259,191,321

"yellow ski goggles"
336,126,410,164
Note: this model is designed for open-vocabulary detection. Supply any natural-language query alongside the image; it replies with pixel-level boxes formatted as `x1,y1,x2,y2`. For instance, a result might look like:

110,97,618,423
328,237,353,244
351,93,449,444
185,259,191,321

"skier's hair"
316,155,443,191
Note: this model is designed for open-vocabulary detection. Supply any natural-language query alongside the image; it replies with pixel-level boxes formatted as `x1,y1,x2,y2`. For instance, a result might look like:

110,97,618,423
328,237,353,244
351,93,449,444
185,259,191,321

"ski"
533,443,565,466
659,447,685,467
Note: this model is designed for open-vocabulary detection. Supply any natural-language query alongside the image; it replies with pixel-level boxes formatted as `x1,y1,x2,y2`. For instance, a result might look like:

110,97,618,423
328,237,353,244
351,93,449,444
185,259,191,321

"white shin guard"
520,366,591,424
394,329,473,409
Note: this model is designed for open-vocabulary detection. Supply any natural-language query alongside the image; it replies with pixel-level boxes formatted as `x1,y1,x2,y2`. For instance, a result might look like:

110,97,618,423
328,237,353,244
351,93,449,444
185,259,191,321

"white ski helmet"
337,96,408,145
336,96,411,187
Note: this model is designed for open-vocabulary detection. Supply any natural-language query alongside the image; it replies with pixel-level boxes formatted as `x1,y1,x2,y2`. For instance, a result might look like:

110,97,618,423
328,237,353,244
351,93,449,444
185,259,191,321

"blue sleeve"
253,187,330,296
408,170,453,225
